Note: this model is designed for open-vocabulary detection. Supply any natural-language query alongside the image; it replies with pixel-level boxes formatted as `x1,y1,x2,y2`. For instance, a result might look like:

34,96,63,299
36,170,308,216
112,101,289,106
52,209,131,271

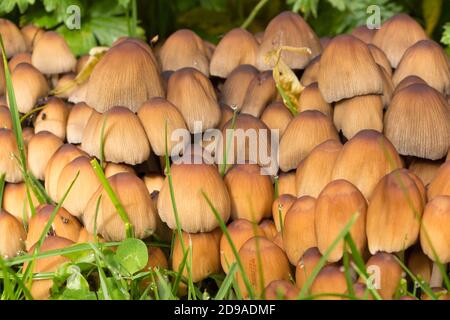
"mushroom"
172,228,222,283
81,106,150,165
137,97,187,157
351,25,376,44
259,219,278,241
260,101,293,137
9,62,49,114
44,144,87,201
220,64,258,111
368,44,392,77
84,172,157,241
157,161,230,233
2,182,39,222
0,209,26,259
8,52,32,71
237,236,291,298
331,130,403,199
31,31,77,86
20,24,44,51
295,139,342,198
224,164,273,223
359,252,403,300
167,67,221,132
35,97,70,140
0,19,27,58
300,55,320,87
56,156,100,217
297,82,332,117
295,247,323,290
393,40,450,95
408,158,442,187
0,105,12,129
158,29,210,76
372,14,427,68
277,172,296,196
318,35,383,103
282,195,317,265
311,265,347,300
66,102,94,144
256,11,321,71
333,94,383,139
428,161,450,200
26,204,81,250
210,28,259,78
315,179,367,262
272,194,296,232
420,195,450,288
219,219,264,273
279,110,339,172
86,39,164,113
384,83,450,160
0,128,24,183
25,236,74,300
240,71,277,118
27,131,63,181
366,169,424,255
104,162,135,178
264,280,299,300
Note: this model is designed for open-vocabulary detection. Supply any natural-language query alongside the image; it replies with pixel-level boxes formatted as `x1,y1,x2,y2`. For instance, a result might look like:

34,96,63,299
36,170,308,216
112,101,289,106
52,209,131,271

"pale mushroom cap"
32,31,76,74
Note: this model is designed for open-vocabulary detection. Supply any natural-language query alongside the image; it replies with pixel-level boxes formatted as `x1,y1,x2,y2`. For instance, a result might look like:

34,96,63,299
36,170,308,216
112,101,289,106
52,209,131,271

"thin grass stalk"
241,0,270,29
215,263,238,300
20,105,46,123
201,191,255,299
297,212,360,299
90,158,134,239
163,120,195,298
220,107,238,177
0,173,5,205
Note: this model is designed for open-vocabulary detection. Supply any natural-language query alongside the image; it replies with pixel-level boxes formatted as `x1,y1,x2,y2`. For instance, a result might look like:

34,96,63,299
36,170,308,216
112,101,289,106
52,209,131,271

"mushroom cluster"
0,11,449,300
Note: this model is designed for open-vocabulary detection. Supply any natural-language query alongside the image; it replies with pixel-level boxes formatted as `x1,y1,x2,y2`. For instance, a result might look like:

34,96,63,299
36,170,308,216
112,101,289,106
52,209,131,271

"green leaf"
423,0,443,36
56,23,97,56
0,0,35,14
90,16,144,47
115,238,148,275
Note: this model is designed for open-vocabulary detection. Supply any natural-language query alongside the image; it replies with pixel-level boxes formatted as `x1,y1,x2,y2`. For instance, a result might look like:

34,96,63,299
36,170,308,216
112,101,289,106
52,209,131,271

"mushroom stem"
50,74,59,88
429,262,446,288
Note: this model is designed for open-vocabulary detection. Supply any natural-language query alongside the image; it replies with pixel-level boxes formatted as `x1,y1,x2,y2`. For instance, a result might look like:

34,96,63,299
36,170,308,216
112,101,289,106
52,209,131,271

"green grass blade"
171,245,190,295
215,263,238,300
342,248,354,297
0,173,5,205
220,107,238,177
201,191,255,299
297,212,360,299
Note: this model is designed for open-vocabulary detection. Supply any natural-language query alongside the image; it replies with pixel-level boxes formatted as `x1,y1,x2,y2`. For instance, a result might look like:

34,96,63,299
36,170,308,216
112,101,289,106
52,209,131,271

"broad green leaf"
423,0,443,36
0,0,35,14
115,238,148,275
56,23,97,56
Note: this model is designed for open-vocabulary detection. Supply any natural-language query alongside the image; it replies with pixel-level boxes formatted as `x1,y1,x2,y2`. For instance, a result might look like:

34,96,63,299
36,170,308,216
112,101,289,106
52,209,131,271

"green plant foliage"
116,239,149,275
441,22,450,55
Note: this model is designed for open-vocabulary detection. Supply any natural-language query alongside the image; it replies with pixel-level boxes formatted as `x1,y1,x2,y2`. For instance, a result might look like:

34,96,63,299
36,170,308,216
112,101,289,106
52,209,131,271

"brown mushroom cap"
237,236,291,298
420,195,450,263
137,97,188,157
0,209,26,259
167,67,221,132
384,83,450,160
257,11,321,71
372,14,427,68
66,102,94,144
260,101,293,137
8,52,32,71
172,228,222,282
35,97,70,140
393,40,450,95
86,40,164,113
366,169,424,254
81,106,151,165
315,179,367,262
21,24,44,51
220,64,259,111
9,62,49,114
84,172,157,241
224,164,273,223
351,25,376,44
318,35,383,103
298,82,332,117
219,219,264,273
331,130,403,199
311,265,347,300
0,19,27,58
0,128,24,183
210,28,259,78
427,161,450,200
31,31,76,74
159,29,210,76
27,131,63,181
157,162,231,233
280,110,339,172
